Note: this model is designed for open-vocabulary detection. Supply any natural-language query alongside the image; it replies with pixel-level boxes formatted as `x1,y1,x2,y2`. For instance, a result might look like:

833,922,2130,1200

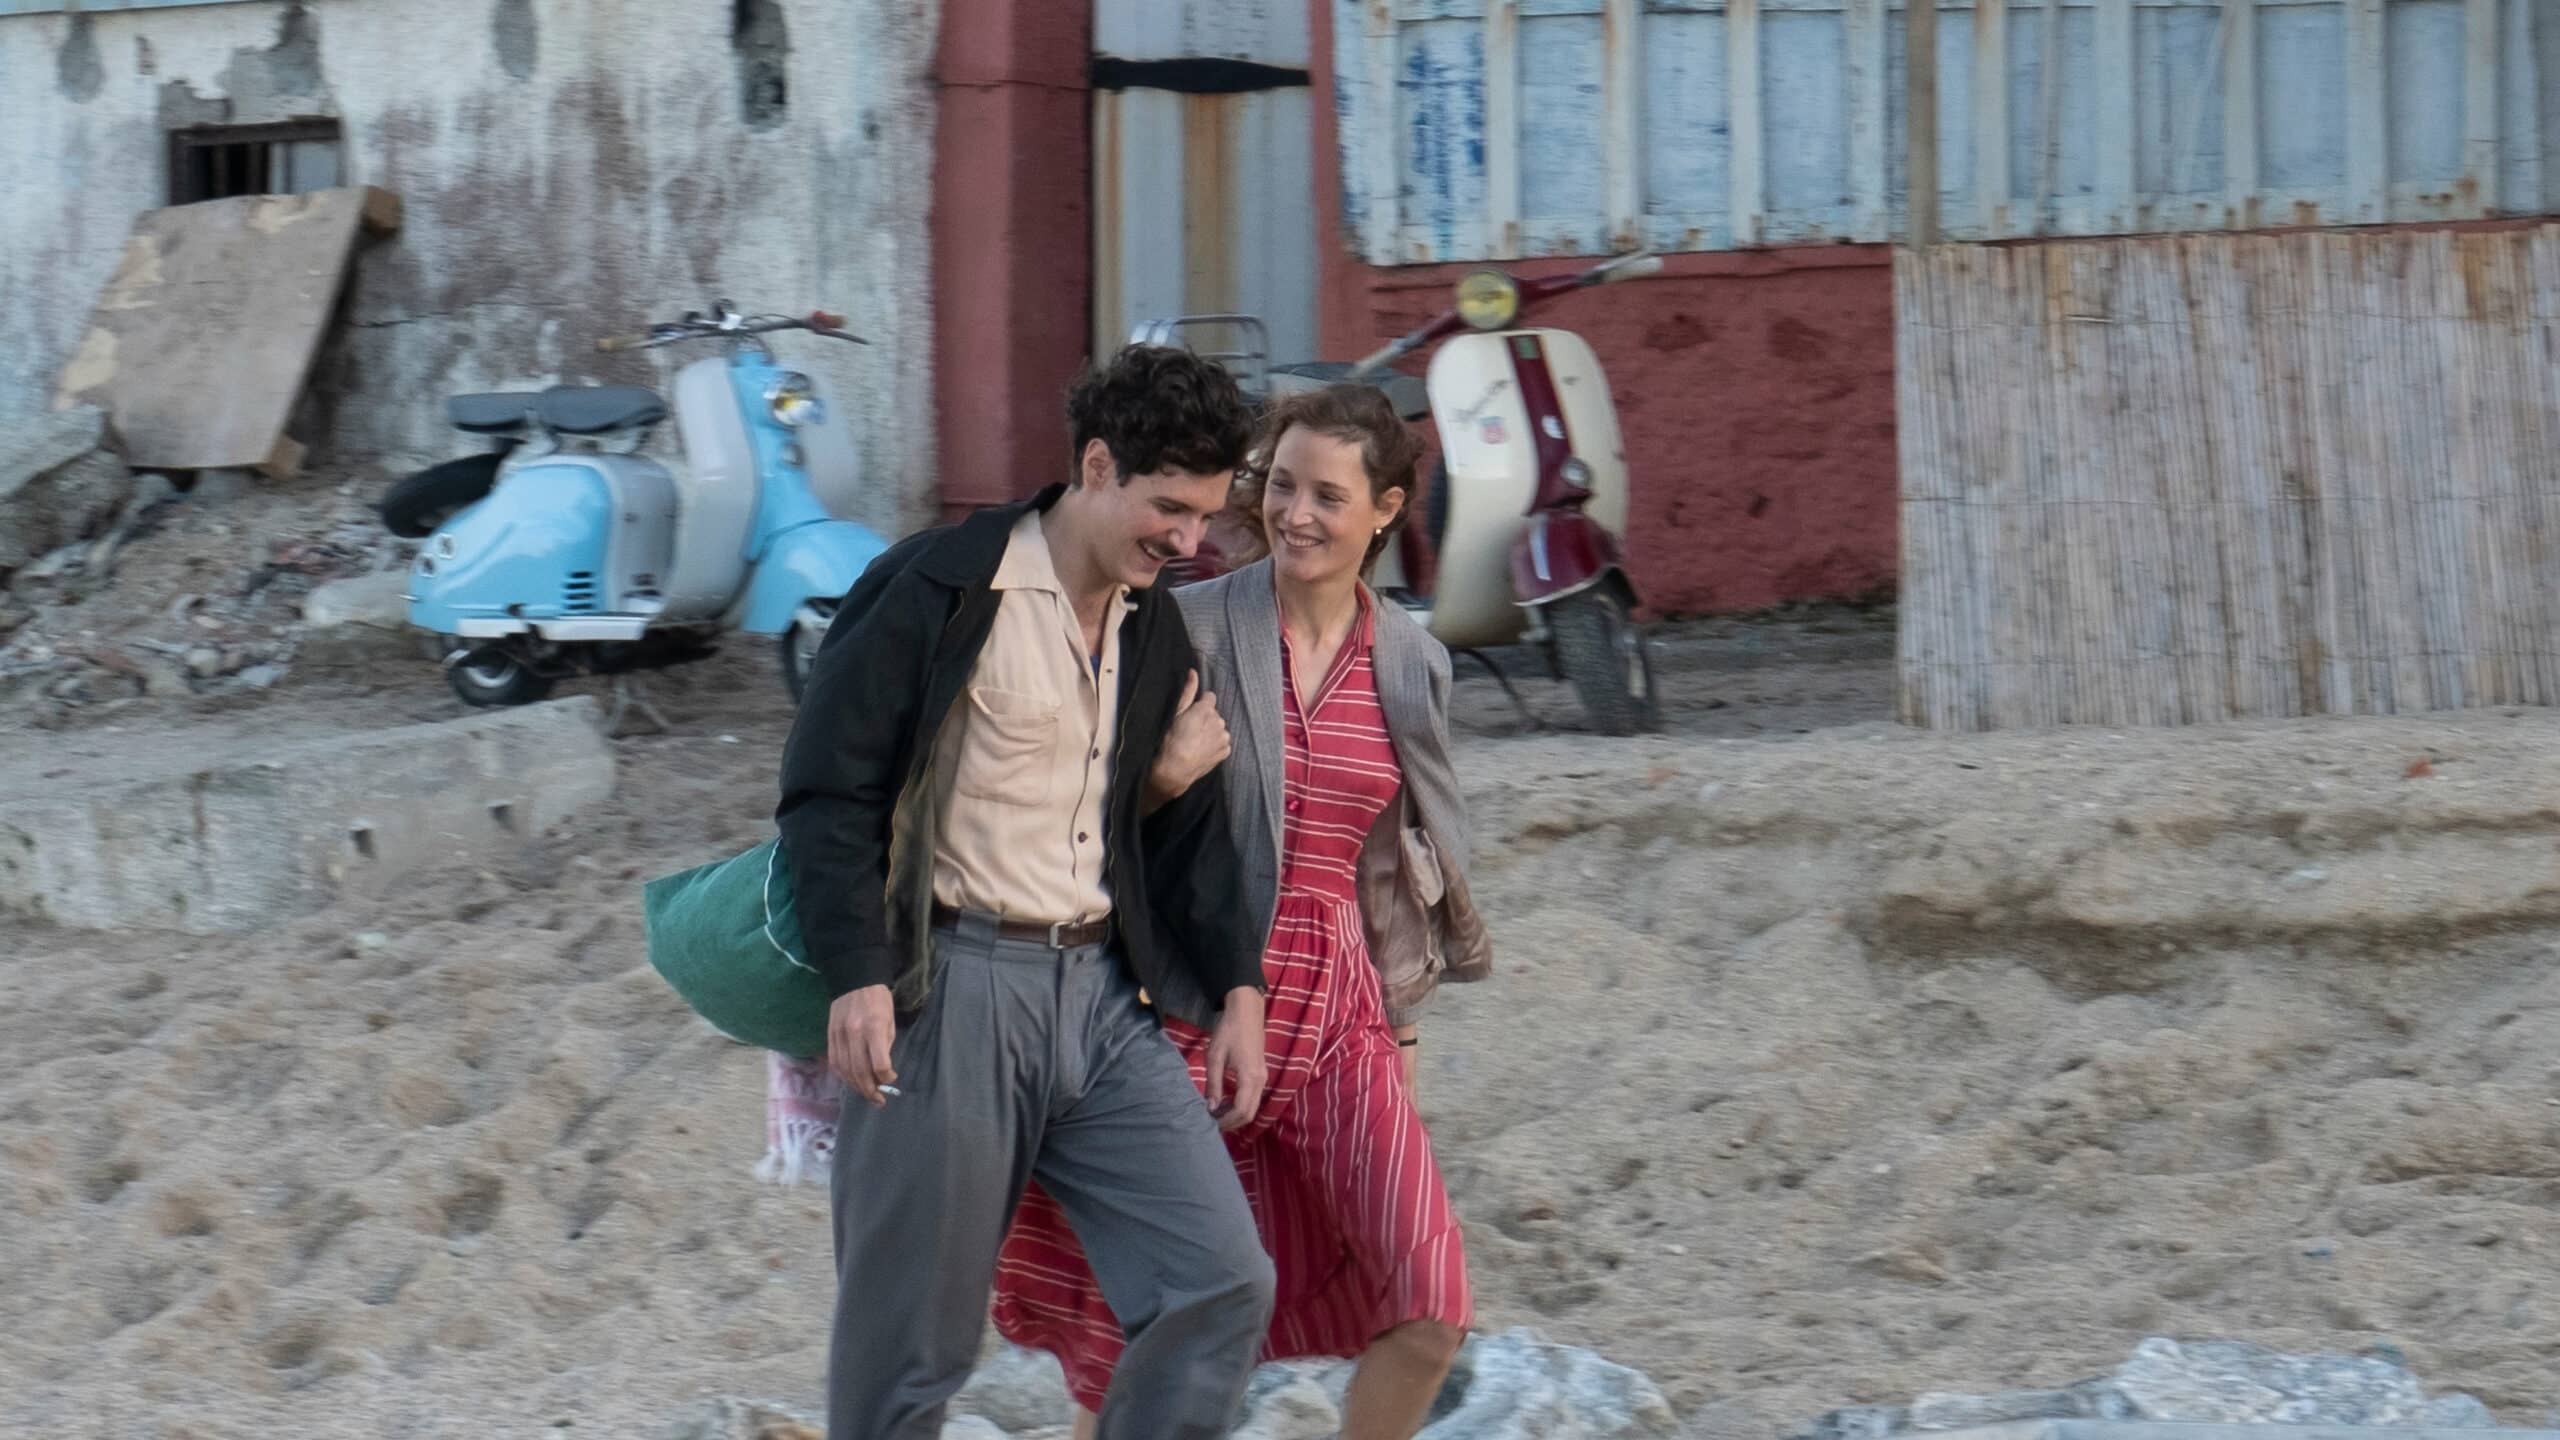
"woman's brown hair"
1226,383,1424,576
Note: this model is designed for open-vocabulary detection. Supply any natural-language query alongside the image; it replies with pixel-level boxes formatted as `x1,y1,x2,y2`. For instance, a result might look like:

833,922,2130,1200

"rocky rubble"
664,1334,2523,1439
0,422,409,720
1794,1337,2505,1439
0,405,132,589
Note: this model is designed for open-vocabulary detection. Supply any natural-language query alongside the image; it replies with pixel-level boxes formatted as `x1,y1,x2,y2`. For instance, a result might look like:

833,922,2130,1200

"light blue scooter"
379,302,886,717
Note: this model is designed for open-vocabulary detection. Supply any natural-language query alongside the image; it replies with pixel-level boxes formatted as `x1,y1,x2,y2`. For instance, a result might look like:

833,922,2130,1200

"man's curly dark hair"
1066,344,1253,483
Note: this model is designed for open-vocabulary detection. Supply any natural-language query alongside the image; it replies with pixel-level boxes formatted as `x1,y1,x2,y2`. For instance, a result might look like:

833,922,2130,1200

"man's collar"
992,510,1060,593
992,503,1137,614
912,483,1068,589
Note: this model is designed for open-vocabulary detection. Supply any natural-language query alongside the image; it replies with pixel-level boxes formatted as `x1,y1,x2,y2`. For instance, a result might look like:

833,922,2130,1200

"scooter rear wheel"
448,646,556,708
1550,589,1661,736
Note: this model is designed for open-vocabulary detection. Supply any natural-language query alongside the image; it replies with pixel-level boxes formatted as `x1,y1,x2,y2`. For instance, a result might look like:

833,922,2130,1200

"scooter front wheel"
447,645,556,708
781,599,837,705
1550,589,1661,736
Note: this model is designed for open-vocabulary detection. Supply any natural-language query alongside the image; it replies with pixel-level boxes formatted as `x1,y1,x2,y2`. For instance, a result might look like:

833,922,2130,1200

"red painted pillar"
932,0,1096,517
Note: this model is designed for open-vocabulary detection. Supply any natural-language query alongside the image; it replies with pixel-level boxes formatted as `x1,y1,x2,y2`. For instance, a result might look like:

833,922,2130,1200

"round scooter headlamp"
1454,270,1521,331
1560,457,1594,491
766,372,824,427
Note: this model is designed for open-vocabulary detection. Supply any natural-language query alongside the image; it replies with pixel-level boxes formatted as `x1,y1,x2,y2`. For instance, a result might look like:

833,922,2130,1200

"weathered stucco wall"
0,0,941,536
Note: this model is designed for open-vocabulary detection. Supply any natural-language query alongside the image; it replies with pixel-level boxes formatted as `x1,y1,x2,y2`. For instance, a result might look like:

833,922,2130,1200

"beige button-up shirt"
928,510,1131,925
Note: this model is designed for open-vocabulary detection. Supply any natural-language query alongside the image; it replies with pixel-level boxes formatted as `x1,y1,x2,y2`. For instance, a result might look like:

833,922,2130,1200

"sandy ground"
10,572,2560,1438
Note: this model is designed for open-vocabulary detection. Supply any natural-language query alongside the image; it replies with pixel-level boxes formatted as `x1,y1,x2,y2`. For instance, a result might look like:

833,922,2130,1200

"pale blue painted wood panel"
1641,9,1733,249
1400,18,1490,259
2135,3,2227,194
1886,4,1984,212
2257,3,2348,190
1519,11,1613,253
2385,0,2464,183
1765,8,1857,223
1341,0,2549,260
2001,2,2100,203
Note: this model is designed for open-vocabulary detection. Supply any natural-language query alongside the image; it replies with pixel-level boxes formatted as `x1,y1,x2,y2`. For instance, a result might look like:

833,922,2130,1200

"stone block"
298,567,421,668
0,696,614,933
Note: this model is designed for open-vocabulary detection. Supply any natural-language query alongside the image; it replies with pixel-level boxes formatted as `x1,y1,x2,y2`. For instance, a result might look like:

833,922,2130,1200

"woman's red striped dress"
989,594,1474,1409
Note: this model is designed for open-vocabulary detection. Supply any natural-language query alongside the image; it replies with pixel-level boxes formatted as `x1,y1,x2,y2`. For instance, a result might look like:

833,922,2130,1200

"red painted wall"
1306,3,1901,618
1330,253,1903,615
931,0,1095,517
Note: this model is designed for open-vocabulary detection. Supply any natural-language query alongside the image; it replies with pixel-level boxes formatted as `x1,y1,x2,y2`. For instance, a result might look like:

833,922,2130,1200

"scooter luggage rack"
1127,315,1271,399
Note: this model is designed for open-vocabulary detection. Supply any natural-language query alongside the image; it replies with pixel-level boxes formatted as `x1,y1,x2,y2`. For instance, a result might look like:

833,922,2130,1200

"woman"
989,383,1495,1440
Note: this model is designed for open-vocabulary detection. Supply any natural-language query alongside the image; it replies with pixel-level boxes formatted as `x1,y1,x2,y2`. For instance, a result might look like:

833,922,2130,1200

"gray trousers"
825,913,1276,1440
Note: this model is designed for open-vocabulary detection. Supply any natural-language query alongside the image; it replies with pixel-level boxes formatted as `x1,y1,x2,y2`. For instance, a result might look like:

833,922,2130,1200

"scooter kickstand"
604,674,677,738
1455,647,1544,732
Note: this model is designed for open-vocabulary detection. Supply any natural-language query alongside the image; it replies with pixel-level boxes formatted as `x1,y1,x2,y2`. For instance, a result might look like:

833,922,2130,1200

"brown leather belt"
931,903,1111,950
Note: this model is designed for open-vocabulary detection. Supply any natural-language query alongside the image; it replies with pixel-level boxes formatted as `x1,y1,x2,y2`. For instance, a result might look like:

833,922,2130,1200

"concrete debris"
655,1396,822,1440
1,465,414,718
187,468,254,505
1792,1337,2504,1439
0,404,132,587
951,1344,1071,1432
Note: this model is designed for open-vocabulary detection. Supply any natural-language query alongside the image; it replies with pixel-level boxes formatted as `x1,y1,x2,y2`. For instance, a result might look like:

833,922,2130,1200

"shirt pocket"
957,685,1060,808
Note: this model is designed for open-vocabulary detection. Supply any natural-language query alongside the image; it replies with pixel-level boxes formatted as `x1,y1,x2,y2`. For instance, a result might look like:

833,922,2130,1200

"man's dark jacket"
774,483,1263,1029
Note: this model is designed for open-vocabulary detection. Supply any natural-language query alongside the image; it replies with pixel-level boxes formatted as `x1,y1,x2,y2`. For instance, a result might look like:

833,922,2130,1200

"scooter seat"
1268,363,1430,422
444,385,669,436
537,384,669,435
447,391,544,434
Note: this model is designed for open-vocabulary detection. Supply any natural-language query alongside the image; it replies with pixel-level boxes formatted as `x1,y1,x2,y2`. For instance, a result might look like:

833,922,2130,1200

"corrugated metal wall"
1093,0,1321,365
1338,0,2560,264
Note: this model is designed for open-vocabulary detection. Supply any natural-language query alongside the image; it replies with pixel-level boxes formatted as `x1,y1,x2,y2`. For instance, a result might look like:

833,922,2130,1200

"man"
776,344,1275,1440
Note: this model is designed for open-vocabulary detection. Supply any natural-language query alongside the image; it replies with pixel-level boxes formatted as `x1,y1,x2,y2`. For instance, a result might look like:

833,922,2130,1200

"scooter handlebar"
594,309,869,353
1344,339,1408,380
1594,253,1665,284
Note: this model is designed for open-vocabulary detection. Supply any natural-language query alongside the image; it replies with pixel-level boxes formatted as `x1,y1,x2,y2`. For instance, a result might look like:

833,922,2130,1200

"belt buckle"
1046,919,1075,949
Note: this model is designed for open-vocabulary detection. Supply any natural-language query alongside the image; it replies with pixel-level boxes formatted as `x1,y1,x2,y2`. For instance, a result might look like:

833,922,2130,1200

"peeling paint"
491,0,537,81
56,13,103,101
246,193,324,234
96,236,164,310
56,328,118,397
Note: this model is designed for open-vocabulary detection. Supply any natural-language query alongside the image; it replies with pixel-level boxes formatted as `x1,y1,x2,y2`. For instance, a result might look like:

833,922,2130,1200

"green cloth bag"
640,836,831,1060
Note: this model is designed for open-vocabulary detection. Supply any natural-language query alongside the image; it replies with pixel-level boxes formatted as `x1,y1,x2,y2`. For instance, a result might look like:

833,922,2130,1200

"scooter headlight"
766,372,824,428
1560,457,1594,491
1455,270,1521,331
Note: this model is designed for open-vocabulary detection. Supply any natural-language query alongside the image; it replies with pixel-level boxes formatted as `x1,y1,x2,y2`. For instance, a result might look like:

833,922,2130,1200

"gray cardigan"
1174,561,1493,1024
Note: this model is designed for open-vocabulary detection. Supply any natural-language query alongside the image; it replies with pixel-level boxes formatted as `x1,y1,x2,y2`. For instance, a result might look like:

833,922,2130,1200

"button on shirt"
928,510,1131,925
